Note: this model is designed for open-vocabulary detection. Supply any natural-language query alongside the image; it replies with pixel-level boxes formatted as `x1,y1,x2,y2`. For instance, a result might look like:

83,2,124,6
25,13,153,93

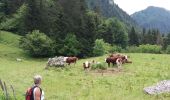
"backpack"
25,86,42,100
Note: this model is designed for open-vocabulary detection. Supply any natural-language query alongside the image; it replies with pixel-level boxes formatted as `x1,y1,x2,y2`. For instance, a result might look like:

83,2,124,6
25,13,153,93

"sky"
114,0,170,15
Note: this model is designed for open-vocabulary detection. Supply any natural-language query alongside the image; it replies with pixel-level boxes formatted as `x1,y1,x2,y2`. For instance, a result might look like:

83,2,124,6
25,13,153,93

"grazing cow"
106,57,120,67
66,57,78,65
106,57,123,68
83,61,91,70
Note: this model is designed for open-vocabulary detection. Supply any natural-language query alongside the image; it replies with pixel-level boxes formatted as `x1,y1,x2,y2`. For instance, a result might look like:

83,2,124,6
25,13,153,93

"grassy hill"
0,31,20,47
0,31,170,99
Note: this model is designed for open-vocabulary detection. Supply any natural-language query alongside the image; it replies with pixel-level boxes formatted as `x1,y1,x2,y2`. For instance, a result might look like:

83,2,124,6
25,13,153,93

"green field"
0,31,170,100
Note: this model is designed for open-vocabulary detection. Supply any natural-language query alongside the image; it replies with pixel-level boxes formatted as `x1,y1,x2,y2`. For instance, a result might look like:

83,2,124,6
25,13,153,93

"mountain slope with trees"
86,0,138,29
1,0,170,57
131,6,170,34
0,0,130,57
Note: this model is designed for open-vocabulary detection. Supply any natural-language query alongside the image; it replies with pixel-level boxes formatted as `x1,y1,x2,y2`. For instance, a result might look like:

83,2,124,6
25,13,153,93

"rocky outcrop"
144,80,170,94
46,56,65,68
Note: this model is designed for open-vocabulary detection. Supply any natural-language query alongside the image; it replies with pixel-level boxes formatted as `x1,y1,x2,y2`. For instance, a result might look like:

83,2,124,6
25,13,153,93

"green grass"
0,31,20,47
0,31,170,100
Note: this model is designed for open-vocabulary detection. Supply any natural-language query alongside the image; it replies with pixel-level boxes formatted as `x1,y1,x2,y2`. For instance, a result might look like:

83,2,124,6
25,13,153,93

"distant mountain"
86,0,138,29
131,6,170,33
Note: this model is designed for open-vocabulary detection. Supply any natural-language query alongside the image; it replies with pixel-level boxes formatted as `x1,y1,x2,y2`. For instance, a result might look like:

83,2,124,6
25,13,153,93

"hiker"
26,75,44,100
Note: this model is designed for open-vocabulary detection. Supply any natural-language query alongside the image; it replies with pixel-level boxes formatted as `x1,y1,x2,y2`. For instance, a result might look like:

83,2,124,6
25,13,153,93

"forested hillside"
132,6,170,34
0,0,129,57
1,0,170,57
86,0,138,29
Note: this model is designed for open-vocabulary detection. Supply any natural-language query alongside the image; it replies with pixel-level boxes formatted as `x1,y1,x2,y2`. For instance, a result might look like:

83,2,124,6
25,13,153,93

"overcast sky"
114,0,170,15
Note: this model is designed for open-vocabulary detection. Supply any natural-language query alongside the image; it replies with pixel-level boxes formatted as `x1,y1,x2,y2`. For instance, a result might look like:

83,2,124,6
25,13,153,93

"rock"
46,56,65,67
144,80,170,94
16,58,22,62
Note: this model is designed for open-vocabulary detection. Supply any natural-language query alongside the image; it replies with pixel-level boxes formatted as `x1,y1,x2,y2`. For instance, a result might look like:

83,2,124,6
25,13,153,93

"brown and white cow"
83,61,91,71
106,56,123,68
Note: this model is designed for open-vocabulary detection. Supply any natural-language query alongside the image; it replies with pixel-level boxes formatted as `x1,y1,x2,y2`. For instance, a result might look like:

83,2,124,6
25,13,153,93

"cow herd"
106,53,132,68
46,53,132,71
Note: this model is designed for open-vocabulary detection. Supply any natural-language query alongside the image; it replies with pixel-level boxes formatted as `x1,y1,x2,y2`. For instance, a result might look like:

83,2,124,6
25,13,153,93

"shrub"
20,30,55,57
126,46,140,53
126,44,162,54
103,42,112,54
93,39,118,56
59,33,80,56
110,45,122,53
138,44,162,54
166,45,170,54
93,39,105,56
91,63,107,70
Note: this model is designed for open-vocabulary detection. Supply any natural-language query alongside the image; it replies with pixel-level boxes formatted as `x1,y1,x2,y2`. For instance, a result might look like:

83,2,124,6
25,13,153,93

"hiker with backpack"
26,75,44,100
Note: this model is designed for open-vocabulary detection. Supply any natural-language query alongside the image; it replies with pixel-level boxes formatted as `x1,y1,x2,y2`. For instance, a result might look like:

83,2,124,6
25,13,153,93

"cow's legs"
108,62,110,67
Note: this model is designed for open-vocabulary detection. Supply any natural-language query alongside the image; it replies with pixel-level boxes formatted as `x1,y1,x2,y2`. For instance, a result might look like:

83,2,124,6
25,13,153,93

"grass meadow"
0,31,170,100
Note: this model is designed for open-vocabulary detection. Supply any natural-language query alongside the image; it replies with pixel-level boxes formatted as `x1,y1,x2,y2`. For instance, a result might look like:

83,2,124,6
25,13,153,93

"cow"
83,61,91,71
106,56,122,68
66,57,78,65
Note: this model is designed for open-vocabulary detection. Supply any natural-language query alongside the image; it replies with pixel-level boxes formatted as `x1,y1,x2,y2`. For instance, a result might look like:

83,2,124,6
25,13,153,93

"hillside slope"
0,31,21,46
0,31,26,59
131,6,170,33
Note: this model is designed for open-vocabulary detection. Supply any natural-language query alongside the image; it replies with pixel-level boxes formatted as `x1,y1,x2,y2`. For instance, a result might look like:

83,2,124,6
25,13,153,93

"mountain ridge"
131,6,170,33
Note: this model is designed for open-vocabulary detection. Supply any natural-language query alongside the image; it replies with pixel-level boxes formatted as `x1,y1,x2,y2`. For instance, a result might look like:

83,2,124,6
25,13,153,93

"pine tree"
141,28,146,44
128,27,139,46
24,0,46,33
163,33,170,49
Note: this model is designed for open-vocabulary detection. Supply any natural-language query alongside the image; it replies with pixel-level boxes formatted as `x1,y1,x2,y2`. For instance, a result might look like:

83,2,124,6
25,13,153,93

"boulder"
46,56,65,68
144,80,170,94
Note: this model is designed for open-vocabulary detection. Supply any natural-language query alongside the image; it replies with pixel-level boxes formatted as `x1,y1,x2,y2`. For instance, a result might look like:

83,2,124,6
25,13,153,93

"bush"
166,45,170,54
126,44,162,54
110,45,122,53
93,39,118,56
138,44,162,54
103,42,112,54
91,63,107,70
93,39,106,56
59,33,80,56
20,30,55,57
126,46,140,53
